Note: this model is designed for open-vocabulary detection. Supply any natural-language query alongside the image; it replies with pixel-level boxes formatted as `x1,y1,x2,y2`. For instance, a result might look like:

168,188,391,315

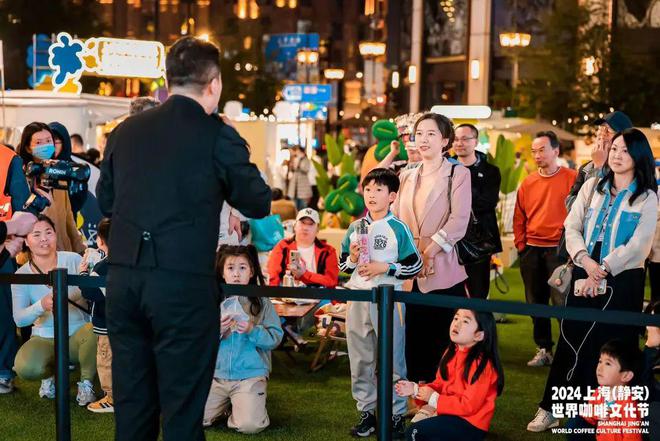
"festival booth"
0,89,130,148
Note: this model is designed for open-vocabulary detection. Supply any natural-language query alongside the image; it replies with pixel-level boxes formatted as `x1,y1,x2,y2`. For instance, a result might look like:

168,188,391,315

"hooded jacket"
48,122,89,215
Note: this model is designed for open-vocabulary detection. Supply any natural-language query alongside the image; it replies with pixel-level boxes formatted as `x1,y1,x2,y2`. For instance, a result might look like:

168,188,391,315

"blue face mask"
32,143,55,160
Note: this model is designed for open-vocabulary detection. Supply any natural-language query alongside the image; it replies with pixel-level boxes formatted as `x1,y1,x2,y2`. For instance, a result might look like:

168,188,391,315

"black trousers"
465,258,491,299
405,280,466,383
519,246,566,351
106,265,220,441
0,259,18,380
539,266,644,411
406,415,486,441
649,261,660,305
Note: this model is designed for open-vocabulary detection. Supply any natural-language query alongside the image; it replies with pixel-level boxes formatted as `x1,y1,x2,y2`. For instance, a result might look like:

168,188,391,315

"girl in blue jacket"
203,245,283,433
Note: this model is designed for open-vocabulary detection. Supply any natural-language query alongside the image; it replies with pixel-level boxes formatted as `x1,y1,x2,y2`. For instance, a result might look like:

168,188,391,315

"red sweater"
419,346,499,432
266,238,339,288
513,167,577,251
583,391,642,441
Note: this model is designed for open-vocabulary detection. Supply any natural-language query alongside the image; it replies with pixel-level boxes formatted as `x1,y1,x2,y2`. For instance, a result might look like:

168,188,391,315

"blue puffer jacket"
215,296,283,381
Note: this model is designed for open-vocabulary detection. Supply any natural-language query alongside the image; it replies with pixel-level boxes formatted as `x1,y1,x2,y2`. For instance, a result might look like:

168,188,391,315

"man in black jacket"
453,124,502,298
97,37,271,441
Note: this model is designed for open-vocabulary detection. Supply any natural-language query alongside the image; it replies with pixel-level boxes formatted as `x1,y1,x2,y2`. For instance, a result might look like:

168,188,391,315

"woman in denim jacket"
528,128,659,432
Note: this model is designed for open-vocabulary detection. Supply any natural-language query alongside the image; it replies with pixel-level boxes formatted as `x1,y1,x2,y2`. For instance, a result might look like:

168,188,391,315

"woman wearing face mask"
391,113,472,384
17,122,86,254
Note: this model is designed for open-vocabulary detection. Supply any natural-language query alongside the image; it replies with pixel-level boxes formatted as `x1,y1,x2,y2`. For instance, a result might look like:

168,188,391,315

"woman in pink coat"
392,113,472,382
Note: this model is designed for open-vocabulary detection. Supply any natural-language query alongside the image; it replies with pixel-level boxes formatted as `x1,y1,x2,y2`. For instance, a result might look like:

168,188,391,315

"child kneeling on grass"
203,245,283,434
396,309,504,441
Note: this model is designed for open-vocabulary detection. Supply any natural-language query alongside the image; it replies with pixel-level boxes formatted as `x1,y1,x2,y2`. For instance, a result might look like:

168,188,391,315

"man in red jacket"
267,208,339,288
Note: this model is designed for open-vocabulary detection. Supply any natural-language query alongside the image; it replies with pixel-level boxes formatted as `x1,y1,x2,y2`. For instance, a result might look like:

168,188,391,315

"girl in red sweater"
396,309,504,440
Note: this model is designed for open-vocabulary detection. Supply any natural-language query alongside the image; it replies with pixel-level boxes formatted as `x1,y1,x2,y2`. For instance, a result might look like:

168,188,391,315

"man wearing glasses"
452,123,502,299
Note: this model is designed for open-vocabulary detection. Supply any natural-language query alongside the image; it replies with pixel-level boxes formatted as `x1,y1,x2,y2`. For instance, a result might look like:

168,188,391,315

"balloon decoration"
372,120,407,162
324,175,365,216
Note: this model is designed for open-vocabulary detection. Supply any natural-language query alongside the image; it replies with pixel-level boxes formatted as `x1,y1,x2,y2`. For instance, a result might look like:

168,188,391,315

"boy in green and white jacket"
339,168,422,439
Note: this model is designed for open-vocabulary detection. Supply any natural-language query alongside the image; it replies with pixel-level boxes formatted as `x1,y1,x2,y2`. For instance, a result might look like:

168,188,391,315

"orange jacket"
419,345,499,432
0,147,16,222
513,168,577,251
267,238,339,288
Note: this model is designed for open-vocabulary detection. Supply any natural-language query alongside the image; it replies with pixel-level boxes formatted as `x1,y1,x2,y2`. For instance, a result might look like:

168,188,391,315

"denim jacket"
214,296,283,381
565,177,658,276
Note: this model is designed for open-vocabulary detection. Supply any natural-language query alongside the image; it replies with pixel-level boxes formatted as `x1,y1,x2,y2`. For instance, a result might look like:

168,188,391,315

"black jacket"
48,122,89,215
80,258,108,334
455,151,503,253
97,95,271,275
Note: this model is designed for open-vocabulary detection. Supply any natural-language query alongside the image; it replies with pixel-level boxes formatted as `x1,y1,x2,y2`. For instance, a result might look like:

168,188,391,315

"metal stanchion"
376,284,394,441
51,268,71,441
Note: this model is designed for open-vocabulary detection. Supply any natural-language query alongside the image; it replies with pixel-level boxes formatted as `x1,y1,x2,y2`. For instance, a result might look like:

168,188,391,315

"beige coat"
392,159,471,292
43,189,86,254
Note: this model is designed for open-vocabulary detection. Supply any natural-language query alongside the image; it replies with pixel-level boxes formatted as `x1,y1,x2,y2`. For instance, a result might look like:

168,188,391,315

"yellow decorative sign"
48,32,166,94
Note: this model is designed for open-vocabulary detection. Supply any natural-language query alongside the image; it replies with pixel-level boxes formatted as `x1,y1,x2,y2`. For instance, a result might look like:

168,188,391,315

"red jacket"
417,345,499,432
267,238,339,288
583,390,642,441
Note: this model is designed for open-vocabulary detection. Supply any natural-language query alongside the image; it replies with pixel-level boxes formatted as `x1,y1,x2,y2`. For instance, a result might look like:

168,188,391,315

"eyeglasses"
454,137,476,143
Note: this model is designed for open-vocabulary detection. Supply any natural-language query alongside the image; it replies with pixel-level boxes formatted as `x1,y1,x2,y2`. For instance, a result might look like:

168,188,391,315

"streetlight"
358,41,386,57
499,31,530,107
359,41,386,105
324,68,346,135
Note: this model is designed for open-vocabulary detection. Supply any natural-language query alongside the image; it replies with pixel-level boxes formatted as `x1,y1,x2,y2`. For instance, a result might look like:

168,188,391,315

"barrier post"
51,268,71,441
376,284,394,441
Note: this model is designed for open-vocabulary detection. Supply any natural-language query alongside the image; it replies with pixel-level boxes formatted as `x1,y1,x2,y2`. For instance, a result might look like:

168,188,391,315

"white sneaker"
0,377,14,394
39,377,55,399
527,407,559,432
76,380,96,406
527,348,553,367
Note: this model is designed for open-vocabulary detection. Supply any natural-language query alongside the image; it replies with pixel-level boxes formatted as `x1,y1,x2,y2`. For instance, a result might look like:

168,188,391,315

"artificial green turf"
2,268,634,440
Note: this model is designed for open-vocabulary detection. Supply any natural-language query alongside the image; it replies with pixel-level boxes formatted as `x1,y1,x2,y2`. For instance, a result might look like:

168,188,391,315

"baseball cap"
296,208,320,224
593,111,633,132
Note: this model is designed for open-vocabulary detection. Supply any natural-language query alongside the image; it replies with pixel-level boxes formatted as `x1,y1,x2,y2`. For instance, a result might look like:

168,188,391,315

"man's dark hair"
271,188,284,201
362,168,400,194
166,37,221,93
97,217,111,244
70,134,83,146
456,123,479,139
535,131,560,149
600,339,642,375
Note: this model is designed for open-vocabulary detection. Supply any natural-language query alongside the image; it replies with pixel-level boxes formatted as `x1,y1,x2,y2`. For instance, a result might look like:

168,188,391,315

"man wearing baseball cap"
266,208,339,288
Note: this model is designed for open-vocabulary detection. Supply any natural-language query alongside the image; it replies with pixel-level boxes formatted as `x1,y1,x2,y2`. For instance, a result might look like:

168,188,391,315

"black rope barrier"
2,271,660,441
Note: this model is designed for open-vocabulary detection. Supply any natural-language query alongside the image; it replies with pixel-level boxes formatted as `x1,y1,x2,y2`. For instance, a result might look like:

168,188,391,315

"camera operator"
48,122,88,218
16,122,86,255
0,142,42,394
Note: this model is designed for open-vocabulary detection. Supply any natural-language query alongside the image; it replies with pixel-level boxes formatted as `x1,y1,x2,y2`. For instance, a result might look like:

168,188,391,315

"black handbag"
447,164,499,265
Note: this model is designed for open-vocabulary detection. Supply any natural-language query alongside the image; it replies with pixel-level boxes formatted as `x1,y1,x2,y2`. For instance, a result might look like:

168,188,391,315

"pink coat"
392,159,471,292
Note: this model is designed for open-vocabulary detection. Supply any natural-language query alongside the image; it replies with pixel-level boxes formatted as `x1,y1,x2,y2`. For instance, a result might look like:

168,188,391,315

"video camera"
25,160,91,193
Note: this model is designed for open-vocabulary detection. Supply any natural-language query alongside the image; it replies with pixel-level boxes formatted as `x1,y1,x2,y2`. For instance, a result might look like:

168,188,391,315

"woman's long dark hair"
439,310,505,396
597,128,658,204
215,244,265,317
17,122,54,166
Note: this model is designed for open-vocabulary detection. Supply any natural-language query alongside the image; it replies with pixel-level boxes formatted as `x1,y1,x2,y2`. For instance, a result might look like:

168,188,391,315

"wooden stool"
310,311,346,372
